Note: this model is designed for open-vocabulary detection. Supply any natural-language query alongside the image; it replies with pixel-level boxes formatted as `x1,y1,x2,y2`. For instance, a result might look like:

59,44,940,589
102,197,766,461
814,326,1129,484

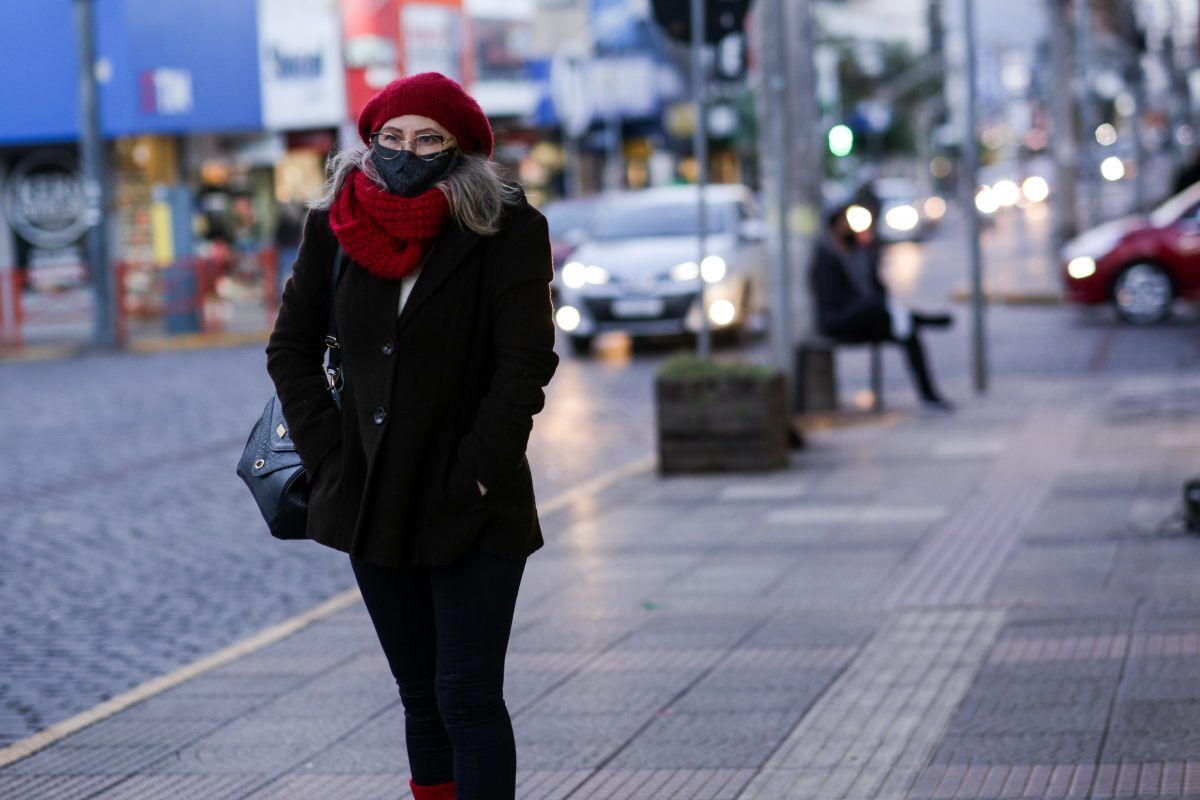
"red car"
1062,182,1200,323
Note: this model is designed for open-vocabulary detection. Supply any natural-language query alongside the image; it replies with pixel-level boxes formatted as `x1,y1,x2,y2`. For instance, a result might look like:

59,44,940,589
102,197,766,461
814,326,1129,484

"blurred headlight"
556,305,582,331
884,205,920,232
992,180,1020,207
975,186,999,215
561,261,587,289
584,265,611,285
1022,176,1050,203
846,205,873,233
1067,257,1097,280
1101,156,1126,182
671,261,700,282
700,255,727,283
924,196,947,221
708,299,736,327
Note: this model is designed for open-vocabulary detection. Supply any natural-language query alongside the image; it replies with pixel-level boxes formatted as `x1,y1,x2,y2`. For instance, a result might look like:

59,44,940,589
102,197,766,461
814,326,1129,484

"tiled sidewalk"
4,373,1200,799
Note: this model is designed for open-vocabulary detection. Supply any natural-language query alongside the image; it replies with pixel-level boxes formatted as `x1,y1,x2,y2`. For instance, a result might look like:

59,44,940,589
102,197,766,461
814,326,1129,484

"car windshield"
591,200,734,240
1150,183,1200,228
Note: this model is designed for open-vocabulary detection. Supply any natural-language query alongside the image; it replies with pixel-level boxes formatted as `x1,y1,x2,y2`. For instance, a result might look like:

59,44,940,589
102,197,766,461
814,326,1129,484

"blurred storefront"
342,0,470,145
0,0,353,338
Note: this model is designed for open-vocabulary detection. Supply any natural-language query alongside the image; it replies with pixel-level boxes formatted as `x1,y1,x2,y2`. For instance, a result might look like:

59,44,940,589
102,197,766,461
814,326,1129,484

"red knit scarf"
329,169,451,281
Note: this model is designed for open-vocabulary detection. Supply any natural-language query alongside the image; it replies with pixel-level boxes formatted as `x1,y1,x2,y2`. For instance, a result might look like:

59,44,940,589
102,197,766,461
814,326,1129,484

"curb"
0,343,88,363
949,288,1062,306
0,330,270,364
127,329,270,354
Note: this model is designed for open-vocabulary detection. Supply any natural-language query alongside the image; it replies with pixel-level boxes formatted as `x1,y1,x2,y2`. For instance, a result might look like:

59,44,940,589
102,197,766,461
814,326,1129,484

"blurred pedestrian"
810,205,953,411
265,72,559,800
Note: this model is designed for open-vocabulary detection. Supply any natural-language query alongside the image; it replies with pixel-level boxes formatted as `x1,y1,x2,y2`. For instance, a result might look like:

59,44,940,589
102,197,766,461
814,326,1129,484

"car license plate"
612,297,664,318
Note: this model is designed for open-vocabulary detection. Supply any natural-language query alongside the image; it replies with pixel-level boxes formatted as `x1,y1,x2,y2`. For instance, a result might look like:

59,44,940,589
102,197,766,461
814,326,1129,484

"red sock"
409,778,456,800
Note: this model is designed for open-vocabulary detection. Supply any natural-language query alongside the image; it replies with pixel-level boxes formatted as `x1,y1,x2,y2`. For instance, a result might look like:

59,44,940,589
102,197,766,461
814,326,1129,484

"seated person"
809,204,953,411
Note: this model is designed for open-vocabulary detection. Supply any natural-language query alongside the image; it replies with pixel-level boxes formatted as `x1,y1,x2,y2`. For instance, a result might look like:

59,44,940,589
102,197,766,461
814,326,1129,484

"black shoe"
913,311,954,328
920,397,955,413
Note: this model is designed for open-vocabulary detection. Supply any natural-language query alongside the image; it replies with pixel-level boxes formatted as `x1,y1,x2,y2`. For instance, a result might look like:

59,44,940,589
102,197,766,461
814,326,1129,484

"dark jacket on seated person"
810,235,891,343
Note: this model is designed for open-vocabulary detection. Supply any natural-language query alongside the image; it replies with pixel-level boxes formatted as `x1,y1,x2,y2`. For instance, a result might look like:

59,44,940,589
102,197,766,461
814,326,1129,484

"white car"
551,185,767,355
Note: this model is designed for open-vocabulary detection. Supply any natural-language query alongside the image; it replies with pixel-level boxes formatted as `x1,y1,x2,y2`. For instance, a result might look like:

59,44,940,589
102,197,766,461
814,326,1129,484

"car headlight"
561,261,610,288
992,180,1020,207
555,305,582,331
975,186,999,214
1067,257,1097,280
700,255,727,283
670,261,700,282
884,205,919,232
1022,176,1050,203
846,204,873,233
561,261,587,289
584,265,610,285
708,299,736,326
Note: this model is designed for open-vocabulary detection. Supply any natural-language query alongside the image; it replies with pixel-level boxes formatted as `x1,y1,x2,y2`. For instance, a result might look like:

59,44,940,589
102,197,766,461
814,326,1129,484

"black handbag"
237,248,347,540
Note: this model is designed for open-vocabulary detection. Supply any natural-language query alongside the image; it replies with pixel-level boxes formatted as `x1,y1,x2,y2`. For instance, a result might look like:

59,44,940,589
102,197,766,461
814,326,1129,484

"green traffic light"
828,124,854,157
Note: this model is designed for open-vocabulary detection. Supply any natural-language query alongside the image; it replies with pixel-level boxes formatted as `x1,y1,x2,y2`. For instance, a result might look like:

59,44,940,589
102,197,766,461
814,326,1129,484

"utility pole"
1049,0,1080,253
962,0,986,394
781,0,829,409
1121,0,1148,212
754,0,793,385
74,0,117,349
1075,0,1100,229
690,0,711,359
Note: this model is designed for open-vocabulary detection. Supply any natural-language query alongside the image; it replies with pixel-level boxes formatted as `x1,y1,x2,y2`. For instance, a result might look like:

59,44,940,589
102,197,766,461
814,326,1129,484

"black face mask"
370,146,459,198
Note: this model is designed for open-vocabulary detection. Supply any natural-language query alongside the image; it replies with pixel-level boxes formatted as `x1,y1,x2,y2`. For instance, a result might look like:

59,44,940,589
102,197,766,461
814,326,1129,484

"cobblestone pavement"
0,341,659,746
5,360,1200,798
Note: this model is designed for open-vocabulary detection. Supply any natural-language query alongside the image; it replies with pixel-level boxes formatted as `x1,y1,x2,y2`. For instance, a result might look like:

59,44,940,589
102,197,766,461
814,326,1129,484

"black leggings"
892,311,949,403
350,549,526,799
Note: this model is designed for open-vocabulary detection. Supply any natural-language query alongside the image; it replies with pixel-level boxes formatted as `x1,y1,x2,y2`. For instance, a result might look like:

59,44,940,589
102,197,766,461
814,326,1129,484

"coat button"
381,339,395,356
373,407,387,425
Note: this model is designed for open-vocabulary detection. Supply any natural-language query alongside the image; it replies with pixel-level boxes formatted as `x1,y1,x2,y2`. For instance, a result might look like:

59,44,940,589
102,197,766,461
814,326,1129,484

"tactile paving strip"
878,412,1084,609
735,609,1004,799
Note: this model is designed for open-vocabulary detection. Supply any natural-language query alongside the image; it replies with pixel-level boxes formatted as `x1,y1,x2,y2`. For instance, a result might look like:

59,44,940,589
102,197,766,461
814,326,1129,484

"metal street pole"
1075,0,1100,229
754,0,794,384
1123,0,1148,212
962,0,987,393
1048,0,1080,254
782,0,833,411
690,0,711,359
74,0,117,349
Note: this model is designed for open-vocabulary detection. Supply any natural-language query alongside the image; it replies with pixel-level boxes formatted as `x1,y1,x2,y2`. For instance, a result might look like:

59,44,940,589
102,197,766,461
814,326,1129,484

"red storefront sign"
340,0,471,122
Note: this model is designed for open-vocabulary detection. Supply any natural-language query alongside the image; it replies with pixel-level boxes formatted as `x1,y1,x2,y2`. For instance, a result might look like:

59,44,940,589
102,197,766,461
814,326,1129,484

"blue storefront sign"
0,0,262,145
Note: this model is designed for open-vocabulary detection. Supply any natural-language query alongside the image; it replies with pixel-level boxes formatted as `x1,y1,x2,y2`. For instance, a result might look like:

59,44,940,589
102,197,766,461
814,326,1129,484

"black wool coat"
265,195,559,567
809,236,892,343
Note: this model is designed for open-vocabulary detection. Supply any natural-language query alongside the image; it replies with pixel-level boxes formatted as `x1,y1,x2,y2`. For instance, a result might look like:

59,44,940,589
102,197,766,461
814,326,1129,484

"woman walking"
265,72,559,799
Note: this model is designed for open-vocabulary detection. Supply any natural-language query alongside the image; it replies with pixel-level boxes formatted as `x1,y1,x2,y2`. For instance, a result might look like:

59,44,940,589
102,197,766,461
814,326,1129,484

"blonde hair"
310,144,521,236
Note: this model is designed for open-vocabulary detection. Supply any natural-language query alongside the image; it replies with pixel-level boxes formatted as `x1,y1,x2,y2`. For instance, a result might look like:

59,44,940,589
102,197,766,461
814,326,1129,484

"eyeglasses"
370,131,456,161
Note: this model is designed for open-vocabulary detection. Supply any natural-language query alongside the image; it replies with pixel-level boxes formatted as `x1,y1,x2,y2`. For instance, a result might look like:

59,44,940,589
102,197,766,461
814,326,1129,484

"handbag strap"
323,247,348,395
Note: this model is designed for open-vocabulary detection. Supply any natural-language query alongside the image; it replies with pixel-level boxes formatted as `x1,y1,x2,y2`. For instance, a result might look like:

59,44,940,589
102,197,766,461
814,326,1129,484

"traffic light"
650,0,753,45
828,124,854,158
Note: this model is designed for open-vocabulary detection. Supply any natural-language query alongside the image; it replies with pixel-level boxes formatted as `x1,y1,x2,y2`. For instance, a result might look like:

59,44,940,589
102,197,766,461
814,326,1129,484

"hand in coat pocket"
444,457,486,508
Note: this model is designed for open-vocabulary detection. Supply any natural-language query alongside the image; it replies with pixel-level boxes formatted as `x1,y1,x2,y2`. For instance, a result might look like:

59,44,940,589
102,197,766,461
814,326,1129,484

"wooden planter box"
656,372,789,474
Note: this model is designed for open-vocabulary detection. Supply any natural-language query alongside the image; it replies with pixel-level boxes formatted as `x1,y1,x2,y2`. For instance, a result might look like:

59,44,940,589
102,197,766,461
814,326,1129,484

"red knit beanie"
357,72,494,157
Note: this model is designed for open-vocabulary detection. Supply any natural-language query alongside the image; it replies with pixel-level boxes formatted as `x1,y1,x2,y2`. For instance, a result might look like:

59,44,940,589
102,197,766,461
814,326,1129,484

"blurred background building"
0,0,1198,325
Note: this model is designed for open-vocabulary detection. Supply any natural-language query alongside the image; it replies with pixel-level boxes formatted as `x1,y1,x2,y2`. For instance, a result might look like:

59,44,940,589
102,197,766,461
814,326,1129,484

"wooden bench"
796,338,885,413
